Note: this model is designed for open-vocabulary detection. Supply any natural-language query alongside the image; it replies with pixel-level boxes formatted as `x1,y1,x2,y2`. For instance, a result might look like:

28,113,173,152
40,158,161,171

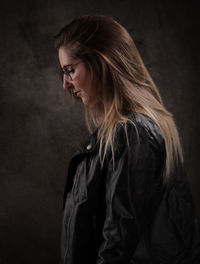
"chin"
82,100,90,105
81,95,96,106
81,96,90,105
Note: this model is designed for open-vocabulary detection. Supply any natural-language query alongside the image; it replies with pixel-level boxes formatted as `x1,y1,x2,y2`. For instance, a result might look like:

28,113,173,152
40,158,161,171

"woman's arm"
96,121,165,264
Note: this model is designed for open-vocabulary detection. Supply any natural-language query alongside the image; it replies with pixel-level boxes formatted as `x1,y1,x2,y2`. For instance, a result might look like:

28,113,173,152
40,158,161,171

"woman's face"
58,47,99,105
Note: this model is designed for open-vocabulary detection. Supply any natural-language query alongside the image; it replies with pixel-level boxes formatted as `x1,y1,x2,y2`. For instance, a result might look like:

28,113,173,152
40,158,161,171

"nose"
63,74,71,91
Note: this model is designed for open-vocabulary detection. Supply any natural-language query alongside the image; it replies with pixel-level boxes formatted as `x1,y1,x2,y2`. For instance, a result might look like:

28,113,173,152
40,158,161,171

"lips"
74,90,81,96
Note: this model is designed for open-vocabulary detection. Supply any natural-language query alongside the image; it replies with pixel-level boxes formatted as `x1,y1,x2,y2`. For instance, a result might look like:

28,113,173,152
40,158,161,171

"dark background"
0,0,199,263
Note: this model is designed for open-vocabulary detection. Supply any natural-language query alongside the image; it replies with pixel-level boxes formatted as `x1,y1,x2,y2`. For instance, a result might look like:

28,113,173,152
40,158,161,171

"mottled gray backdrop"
0,0,199,263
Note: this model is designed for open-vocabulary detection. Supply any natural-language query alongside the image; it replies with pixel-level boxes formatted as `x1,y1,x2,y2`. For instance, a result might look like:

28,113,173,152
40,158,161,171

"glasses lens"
66,72,72,81
59,68,72,81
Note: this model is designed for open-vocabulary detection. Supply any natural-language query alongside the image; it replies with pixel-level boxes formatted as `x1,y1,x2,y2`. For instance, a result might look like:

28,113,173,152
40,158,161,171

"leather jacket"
59,113,200,264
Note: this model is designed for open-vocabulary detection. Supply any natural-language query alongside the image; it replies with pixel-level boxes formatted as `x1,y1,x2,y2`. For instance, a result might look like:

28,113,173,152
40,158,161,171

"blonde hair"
55,14,184,181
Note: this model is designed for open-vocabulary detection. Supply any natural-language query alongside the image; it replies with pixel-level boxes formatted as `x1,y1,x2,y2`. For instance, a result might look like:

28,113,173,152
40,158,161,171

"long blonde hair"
55,14,184,181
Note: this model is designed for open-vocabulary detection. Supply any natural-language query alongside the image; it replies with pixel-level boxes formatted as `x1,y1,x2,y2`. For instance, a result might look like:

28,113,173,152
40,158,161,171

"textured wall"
0,0,199,263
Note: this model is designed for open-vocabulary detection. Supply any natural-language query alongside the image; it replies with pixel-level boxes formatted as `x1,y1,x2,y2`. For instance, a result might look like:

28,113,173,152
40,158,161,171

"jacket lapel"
62,129,99,209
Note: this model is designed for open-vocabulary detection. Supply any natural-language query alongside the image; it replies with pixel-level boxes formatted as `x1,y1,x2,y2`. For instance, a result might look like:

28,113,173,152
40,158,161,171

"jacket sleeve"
96,121,165,264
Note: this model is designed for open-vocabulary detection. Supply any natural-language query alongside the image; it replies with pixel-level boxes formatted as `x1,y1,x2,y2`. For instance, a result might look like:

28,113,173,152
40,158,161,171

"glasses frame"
60,62,82,82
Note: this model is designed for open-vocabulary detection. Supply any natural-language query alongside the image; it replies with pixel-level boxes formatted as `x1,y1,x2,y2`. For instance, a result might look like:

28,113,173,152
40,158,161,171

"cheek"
80,75,92,93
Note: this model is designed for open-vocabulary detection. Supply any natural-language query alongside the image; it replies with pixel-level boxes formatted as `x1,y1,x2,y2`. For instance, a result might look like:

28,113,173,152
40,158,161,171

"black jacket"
60,113,200,264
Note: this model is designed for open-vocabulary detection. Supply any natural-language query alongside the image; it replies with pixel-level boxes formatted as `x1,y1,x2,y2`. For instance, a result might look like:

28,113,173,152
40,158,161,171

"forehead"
58,47,77,68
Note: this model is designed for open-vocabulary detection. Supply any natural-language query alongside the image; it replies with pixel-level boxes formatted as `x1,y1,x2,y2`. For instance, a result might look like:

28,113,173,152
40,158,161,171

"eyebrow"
61,62,81,70
62,64,73,69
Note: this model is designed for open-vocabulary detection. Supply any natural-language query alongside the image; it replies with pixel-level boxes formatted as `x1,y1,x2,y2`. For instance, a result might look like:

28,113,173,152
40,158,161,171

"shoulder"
133,112,163,138
115,112,165,153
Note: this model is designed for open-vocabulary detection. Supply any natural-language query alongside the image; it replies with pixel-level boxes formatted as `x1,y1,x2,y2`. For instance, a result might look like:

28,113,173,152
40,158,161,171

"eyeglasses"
60,62,81,82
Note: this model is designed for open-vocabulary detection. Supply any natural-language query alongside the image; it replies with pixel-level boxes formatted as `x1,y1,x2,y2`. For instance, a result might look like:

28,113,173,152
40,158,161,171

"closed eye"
68,69,75,74
63,66,75,75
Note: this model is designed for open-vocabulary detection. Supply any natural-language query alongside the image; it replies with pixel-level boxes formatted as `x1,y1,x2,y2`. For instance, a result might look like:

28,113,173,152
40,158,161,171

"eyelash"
63,65,75,74
59,68,75,81
67,69,75,75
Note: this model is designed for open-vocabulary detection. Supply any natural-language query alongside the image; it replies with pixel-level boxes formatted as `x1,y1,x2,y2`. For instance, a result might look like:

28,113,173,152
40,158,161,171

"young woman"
54,15,200,264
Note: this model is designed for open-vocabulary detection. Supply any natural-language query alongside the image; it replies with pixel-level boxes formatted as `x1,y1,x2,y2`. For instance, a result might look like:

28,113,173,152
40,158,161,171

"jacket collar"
71,128,99,157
